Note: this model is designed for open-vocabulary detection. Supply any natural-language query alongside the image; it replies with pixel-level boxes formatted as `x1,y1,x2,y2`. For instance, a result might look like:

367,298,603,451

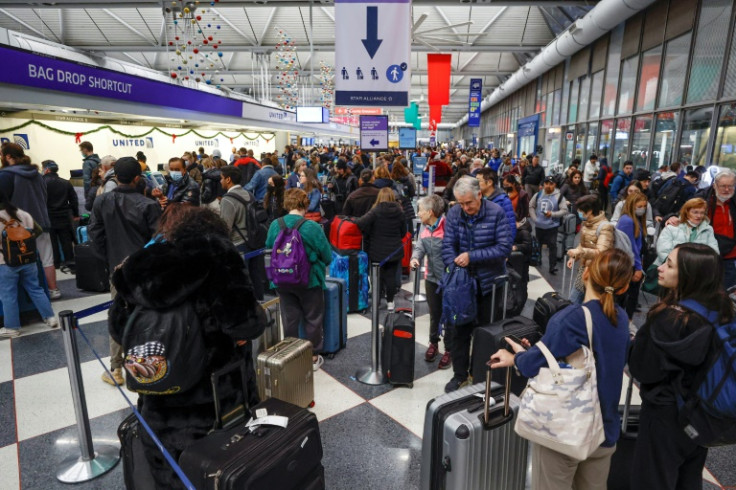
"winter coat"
244,165,278,202
0,164,50,229
412,216,446,284
608,170,632,202
373,178,394,190
524,164,545,186
343,184,380,218
655,221,720,266
442,199,513,295
220,186,258,248
617,214,644,271
629,304,714,406
43,172,78,227
108,232,266,485
559,183,587,213
186,162,203,185
162,173,201,206
234,157,261,186
201,168,223,205
82,153,100,193
486,189,517,242
569,212,614,262
509,190,530,222
488,157,502,172
356,201,407,263
426,160,452,186
529,189,569,230
85,185,99,212
88,186,162,270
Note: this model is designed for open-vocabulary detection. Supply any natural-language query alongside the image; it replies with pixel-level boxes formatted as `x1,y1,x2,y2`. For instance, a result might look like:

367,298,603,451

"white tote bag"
514,306,606,461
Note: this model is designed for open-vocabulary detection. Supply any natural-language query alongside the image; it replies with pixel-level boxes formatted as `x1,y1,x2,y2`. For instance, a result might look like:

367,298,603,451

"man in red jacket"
233,148,261,186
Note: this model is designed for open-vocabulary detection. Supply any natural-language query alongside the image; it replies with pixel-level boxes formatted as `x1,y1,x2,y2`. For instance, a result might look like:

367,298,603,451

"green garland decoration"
0,119,276,142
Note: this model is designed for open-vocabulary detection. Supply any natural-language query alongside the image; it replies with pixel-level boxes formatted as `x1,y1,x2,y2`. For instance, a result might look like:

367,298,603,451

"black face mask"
266,184,275,192
503,187,515,193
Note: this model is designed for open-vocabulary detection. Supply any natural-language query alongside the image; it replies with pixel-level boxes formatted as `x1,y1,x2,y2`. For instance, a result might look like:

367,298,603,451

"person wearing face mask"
153,157,201,208
615,192,648,319
181,152,203,185
502,175,529,224
566,195,614,305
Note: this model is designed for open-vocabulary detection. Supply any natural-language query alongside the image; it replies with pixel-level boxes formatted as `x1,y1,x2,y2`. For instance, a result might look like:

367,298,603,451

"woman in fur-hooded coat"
109,209,266,488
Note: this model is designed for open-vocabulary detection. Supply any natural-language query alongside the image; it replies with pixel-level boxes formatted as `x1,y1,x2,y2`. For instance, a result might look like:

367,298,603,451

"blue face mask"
169,171,183,182
578,211,587,221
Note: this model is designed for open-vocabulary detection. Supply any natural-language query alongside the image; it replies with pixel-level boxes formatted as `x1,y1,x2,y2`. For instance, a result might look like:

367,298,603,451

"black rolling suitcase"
75,242,110,292
118,413,156,490
382,307,415,387
533,291,571,332
607,375,640,490
471,316,543,395
179,360,324,490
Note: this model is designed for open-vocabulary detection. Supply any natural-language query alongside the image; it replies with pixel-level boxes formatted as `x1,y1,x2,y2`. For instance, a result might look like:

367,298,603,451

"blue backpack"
676,299,736,447
438,264,477,329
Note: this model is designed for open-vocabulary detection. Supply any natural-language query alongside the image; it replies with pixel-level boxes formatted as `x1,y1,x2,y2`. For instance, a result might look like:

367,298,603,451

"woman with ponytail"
629,243,733,490
490,249,633,490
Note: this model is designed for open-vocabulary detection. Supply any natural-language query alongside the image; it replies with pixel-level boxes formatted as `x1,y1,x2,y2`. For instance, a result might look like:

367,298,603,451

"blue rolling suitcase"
299,277,348,358
328,251,369,313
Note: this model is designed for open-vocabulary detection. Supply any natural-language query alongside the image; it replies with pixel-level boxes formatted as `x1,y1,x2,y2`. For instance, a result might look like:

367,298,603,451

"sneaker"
49,288,62,300
312,355,324,372
444,375,467,393
387,301,395,312
438,351,452,370
0,328,20,338
425,343,439,362
101,368,124,386
45,317,58,328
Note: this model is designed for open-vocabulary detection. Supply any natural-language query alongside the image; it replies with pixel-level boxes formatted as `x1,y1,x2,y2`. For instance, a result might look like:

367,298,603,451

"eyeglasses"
716,183,736,190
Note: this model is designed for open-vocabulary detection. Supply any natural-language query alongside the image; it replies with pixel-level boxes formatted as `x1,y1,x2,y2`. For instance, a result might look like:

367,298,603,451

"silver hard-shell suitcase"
256,337,314,409
420,370,528,490
252,297,282,355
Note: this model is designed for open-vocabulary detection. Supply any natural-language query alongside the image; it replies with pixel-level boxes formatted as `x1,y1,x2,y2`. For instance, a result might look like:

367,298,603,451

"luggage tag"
246,409,289,432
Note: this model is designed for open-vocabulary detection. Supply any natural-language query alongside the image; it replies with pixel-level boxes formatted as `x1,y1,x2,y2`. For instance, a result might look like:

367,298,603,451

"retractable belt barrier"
56,302,195,489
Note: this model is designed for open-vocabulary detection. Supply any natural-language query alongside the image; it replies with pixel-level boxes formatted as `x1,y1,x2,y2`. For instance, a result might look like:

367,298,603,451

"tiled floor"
1,264,733,489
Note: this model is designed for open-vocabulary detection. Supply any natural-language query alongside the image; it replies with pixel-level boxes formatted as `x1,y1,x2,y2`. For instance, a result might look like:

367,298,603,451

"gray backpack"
596,222,635,264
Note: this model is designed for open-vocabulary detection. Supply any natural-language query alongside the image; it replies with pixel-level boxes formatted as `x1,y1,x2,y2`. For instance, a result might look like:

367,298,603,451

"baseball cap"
115,156,142,184
211,149,222,158
543,176,556,184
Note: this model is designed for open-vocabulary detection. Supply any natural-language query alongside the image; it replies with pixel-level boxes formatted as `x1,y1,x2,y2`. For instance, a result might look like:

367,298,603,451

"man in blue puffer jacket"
442,176,513,392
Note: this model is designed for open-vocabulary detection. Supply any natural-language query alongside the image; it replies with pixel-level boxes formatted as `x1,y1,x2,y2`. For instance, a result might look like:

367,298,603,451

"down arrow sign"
361,6,383,59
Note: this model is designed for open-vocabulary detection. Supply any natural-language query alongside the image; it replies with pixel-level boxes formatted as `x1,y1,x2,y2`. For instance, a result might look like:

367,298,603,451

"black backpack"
653,178,687,216
121,302,206,395
223,192,269,250
650,175,675,198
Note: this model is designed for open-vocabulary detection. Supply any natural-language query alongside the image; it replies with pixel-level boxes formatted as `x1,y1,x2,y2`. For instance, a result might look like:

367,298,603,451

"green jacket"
265,213,333,289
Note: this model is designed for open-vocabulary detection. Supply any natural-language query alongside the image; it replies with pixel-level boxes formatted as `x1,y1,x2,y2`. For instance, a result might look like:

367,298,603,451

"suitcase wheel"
327,353,335,360
408,383,413,389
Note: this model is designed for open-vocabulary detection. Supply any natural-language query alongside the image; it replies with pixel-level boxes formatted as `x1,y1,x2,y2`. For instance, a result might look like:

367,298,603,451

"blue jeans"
0,263,54,329
569,286,585,305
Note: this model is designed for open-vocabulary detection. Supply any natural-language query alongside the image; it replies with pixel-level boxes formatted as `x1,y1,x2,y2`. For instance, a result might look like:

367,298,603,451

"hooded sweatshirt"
0,164,50,229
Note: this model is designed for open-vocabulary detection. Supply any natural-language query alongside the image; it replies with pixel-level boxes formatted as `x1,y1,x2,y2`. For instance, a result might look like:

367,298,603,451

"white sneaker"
45,317,59,328
49,288,61,300
387,301,395,312
312,355,324,372
0,328,21,338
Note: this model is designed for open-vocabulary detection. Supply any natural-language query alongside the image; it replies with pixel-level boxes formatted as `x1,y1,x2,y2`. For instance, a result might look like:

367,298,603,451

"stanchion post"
355,263,386,385
56,310,120,484
428,166,436,196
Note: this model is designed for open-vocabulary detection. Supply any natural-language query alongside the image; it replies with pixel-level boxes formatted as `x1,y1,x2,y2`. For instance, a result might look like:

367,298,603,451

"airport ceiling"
0,1,595,125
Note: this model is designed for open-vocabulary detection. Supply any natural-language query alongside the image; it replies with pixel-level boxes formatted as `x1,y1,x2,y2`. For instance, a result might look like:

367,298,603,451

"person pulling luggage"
490,249,633,490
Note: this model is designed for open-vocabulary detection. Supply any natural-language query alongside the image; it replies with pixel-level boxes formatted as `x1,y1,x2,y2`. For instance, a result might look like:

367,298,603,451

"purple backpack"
267,217,311,287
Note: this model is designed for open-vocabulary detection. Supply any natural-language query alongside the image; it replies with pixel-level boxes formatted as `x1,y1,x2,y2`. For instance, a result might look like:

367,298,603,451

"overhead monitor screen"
296,106,329,123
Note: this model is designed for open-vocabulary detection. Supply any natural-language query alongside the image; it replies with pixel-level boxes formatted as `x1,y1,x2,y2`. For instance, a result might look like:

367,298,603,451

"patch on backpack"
124,341,169,385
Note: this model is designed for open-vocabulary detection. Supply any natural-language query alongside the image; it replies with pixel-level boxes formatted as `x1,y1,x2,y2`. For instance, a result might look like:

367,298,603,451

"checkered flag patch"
129,341,166,358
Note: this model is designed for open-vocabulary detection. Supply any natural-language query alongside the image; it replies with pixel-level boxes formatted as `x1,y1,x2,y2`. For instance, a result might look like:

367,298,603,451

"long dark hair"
648,243,734,324
265,174,285,213
0,189,19,220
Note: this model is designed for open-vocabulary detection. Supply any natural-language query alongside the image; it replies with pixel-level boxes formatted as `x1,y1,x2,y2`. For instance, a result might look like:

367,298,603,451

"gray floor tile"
18,408,129,490
320,402,422,490
706,445,736,487
0,381,16,448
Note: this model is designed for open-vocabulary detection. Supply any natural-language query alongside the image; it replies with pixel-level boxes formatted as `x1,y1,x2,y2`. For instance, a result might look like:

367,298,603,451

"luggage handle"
210,358,249,431
411,265,421,321
490,275,509,324
481,366,513,428
621,373,635,432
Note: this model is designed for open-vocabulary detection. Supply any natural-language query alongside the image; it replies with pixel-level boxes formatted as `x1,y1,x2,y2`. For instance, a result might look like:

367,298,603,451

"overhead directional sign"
335,0,411,107
468,78,482,128
360,115,389,151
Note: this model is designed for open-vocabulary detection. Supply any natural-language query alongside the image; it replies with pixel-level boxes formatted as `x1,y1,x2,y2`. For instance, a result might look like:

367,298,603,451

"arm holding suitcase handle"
210,358,250,431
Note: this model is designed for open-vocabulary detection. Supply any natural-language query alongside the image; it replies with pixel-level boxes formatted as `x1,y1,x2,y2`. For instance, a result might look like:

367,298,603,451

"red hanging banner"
429,105,442,130
427,54,451,106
